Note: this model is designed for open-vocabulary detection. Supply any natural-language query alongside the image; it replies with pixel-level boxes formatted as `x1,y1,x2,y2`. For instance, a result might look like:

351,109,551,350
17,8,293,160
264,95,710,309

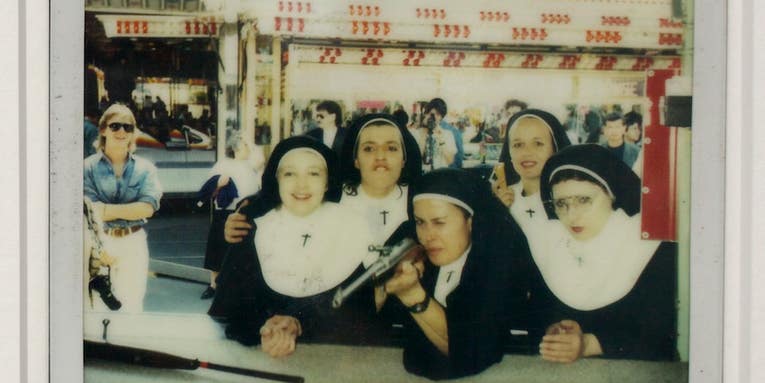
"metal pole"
271,36,283,145
243,23,257,145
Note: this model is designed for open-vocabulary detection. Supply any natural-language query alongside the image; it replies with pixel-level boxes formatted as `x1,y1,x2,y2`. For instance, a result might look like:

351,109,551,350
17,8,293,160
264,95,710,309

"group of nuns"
208,110,678,380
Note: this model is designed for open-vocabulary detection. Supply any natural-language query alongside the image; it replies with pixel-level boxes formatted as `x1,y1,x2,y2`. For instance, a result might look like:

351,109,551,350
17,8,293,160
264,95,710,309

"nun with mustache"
530,144,678,362
338,113,423,248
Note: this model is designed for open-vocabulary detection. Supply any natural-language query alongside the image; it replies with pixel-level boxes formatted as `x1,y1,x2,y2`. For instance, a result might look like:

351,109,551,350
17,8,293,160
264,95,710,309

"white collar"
357,184,405,204
433,245,471,307
323,126,338,146
533,209,660,310
254,203,371,297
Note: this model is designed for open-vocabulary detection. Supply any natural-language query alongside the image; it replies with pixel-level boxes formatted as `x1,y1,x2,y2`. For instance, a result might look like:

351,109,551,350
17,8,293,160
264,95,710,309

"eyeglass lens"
552,195,594,214
108,123,135,132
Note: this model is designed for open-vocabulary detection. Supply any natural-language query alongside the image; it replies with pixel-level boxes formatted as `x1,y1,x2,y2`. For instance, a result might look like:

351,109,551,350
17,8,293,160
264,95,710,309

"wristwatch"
407,295,431,314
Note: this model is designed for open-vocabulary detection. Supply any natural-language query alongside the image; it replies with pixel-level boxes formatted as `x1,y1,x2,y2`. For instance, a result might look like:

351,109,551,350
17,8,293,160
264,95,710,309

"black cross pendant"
526,209,535,218
380,210,389,225
301,234,311,247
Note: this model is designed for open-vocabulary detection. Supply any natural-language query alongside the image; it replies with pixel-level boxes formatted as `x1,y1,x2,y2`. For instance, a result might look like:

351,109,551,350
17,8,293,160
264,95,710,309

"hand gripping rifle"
332,237,419,308
84,340,305,383
84,198,122,310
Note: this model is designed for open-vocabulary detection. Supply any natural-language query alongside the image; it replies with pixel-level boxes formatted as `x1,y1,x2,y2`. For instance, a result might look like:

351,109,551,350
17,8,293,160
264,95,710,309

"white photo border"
46,1,728,382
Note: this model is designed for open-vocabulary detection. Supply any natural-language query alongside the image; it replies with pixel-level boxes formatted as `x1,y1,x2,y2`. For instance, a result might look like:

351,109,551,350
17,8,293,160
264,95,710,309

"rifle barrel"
85,340,305,383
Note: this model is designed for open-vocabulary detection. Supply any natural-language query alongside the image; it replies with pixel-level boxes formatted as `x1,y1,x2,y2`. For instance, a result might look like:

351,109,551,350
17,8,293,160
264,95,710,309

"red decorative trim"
601,16,630,26
658,33,683,46
521,54,543,68
541,13,571,24
512,27,547,41
558,55,581,69
658,18,683,28
594,56,617,70
586,30,622,44
482,52,506,68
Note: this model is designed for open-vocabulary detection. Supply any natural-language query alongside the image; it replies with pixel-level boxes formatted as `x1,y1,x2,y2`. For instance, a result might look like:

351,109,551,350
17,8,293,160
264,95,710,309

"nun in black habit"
208,136,383,356
382,168,532,380
530,144,678,362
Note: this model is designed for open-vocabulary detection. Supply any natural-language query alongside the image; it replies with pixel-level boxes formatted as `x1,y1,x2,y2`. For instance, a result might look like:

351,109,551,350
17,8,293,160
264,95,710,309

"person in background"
84,105,100,158
500,99,528,140
104,53,136,106
153,96,166,115
412,100,458,171
424,98,463,168
392,108,409,129
83,103,163,313
530,144,677,362
306,100,346,156
382,169,531,380
583,107,604,144
623,111,644,148
600,112,640,168
198,132,264,299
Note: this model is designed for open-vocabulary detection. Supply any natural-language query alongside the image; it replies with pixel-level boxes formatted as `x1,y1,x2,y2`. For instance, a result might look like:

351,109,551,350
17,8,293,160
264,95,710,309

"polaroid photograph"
49,0,727,382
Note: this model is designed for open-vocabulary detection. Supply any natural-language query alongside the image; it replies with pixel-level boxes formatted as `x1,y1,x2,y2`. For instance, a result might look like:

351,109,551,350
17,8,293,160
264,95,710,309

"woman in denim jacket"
84,103,163,313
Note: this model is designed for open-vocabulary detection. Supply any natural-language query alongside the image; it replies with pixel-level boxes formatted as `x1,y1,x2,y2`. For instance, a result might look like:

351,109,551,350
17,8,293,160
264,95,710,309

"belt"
104,225,143,238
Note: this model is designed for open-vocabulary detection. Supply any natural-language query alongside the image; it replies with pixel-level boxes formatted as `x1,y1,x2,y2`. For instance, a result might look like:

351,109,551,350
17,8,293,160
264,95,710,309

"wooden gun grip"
494,163,507,187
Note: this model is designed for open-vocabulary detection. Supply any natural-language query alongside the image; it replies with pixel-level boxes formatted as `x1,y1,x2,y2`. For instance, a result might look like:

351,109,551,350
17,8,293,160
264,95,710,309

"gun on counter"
85,340,304,383
332,237,420,308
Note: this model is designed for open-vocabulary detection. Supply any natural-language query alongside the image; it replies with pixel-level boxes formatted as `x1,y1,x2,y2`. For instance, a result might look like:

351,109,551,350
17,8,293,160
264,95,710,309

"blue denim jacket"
440,120,463,168
84,151,163,229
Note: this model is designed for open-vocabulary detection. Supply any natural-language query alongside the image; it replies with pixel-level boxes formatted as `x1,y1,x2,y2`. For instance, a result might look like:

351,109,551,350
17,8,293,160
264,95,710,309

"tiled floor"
143,209,216,314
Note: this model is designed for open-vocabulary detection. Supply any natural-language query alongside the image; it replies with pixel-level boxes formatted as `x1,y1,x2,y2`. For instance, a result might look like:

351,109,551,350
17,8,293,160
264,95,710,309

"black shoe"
89,275,122,311
200,286,216,299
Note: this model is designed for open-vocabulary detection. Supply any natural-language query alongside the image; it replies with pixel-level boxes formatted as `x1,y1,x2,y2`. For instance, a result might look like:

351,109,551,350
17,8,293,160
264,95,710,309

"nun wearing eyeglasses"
530,144,677,362
83,103,163,312
382,169,531,380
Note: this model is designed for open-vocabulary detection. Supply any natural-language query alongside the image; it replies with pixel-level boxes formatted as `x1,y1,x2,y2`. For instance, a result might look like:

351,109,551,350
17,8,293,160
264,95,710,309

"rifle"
84,198,122,310
84,340,304,383
332,238,420,308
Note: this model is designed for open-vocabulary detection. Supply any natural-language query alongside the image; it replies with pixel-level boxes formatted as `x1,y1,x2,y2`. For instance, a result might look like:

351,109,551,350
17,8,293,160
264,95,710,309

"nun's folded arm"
540,320,603,362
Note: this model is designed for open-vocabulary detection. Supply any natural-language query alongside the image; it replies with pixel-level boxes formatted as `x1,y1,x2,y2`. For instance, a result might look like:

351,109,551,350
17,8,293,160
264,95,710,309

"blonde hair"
97,103,138,153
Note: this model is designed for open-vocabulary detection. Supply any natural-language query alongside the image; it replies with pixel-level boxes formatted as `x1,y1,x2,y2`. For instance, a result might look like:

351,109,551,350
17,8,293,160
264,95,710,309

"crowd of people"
83,97,675,380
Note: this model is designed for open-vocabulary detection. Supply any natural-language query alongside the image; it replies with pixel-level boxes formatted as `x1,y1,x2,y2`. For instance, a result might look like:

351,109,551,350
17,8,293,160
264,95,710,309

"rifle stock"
85,340,305,382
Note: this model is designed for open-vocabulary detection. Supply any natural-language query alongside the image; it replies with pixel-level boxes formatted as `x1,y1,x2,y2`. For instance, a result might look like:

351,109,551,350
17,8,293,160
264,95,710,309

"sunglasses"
108,122,135,133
